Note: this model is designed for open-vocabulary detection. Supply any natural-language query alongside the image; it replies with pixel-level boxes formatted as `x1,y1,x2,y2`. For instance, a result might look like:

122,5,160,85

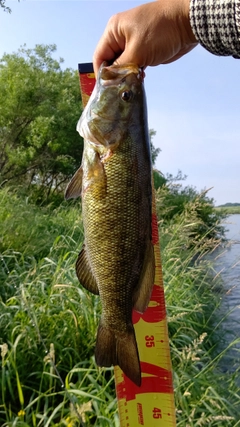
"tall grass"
0,186,239,426
156,189,240,426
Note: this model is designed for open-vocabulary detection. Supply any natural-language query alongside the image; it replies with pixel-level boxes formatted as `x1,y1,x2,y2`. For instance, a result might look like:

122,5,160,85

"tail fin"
95,321,141,387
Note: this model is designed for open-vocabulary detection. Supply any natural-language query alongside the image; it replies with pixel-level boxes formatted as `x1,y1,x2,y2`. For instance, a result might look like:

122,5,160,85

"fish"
65,63,155,386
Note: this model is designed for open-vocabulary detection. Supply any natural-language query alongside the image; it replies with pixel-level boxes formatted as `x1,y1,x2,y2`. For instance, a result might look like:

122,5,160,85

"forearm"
190,0,240,58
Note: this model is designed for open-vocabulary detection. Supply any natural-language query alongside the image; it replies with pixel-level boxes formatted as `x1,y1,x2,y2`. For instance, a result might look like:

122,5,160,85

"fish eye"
121,90,133,102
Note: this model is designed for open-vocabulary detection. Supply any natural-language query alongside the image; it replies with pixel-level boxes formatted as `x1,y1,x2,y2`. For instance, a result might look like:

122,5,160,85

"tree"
0,46,164,204
0,0,12,13
148,129,167,189
0,0,20,13
155,172,226,242
0,44,83,203
149,129,161,166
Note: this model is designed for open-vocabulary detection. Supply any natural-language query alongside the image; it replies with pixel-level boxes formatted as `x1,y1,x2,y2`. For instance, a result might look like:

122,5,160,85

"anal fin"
76,246,99,295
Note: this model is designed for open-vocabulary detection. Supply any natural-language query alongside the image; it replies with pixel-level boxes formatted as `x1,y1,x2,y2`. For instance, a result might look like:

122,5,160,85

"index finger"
93,17,125,76
93,42,119,76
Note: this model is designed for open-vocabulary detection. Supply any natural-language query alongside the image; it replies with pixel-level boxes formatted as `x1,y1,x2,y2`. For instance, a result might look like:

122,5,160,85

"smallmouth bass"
65,63,155,386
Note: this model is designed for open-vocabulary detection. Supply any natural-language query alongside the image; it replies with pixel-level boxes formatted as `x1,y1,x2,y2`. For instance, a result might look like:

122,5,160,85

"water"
217,214,240,319
214,214,240,375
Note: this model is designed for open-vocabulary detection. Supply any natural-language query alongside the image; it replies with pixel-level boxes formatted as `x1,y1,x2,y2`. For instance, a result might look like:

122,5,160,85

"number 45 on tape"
78,63,176,427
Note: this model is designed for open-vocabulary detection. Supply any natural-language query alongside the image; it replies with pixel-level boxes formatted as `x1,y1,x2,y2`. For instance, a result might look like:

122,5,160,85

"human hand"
93,0,198,75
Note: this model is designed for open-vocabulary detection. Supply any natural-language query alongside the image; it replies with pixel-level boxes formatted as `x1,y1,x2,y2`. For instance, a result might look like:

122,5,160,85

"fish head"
77,63,145,150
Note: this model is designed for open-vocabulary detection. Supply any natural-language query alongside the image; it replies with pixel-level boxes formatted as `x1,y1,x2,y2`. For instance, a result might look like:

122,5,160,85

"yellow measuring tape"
78,63,176,427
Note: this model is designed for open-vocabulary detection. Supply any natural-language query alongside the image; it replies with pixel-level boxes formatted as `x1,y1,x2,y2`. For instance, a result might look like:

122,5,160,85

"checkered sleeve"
190,0,240,58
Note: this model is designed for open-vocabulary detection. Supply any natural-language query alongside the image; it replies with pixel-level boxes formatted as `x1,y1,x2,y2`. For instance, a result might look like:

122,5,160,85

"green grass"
0,187,239,426
215,206,240,214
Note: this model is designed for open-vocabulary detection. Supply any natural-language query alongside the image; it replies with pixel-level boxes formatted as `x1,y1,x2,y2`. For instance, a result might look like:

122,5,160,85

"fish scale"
81,71,151,358
77,63,176,426
65,62,153,386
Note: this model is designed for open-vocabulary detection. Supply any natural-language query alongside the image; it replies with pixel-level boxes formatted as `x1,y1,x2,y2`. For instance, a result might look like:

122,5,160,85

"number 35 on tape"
78,63,176,427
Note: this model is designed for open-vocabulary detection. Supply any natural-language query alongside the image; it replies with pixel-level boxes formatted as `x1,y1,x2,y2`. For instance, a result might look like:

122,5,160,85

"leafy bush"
155,170,226,244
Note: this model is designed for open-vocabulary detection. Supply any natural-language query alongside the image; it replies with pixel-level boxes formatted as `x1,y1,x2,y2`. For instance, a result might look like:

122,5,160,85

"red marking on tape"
79,72,95,98
137,403,144,425
132,285,166,325
116,362,173,401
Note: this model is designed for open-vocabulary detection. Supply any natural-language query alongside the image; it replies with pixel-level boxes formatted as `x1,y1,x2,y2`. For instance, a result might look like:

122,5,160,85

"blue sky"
1,0,240,205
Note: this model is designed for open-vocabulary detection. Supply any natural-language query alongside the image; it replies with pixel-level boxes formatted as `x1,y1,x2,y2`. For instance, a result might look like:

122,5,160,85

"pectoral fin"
82,151,107,199
64,166,83,200
133,240,155,314
76,246,99,295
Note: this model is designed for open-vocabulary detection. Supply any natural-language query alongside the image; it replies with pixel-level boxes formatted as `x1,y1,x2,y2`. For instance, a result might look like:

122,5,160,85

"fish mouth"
77,62,144,141
98,62,144,87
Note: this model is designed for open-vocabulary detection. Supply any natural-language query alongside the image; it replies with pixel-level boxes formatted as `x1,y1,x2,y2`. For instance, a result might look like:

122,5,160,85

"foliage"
153,169,167,190
218,203,240,207
0,187,81,267
154,171,226,244
149,129,161,166
0,187,116,426
0,44,83,204
0,186,239,426
215,204,240,215
1,41,238,426
0,0,11,13
157,190,240,426
0,45,163,207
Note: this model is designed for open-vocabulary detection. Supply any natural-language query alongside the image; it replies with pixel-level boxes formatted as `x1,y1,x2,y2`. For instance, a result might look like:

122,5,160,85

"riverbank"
213,215,240,386
215,206,240,215
0,188,239,426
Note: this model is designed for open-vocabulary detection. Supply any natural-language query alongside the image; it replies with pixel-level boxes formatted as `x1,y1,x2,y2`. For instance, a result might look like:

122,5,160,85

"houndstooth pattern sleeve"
190,0,240,58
